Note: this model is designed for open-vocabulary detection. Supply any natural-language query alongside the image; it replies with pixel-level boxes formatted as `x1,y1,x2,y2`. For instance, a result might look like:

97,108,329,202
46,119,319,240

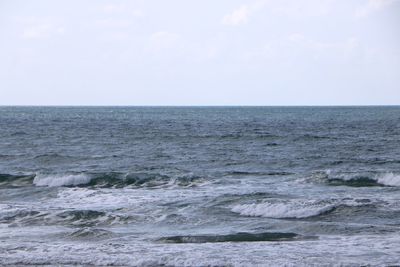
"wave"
158,232,302,243
328,176,381,187
306,170,400,187
0,173,35,187
376,173,400,187
225,171,292,176
295,134,336,141
10,131,28,136
33,153,75,162
15,172,207,188
68,228,113,239
0,209,129,226
33,173,92,187
326,172,400,187
231,200,336,219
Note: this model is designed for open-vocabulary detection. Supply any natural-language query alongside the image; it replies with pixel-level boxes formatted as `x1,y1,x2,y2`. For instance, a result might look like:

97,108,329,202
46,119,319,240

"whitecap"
376,173,400,187
231,200,335,219
33,173,92,187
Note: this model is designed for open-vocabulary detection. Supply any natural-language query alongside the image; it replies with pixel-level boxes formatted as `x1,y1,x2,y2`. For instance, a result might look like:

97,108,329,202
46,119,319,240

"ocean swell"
0,173,35,187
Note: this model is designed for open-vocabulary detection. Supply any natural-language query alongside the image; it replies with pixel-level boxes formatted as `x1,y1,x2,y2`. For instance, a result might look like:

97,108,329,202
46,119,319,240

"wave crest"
231,200,336,219
0,209,129,226
326,172,400,187
33,173,92,187
306,170,400,187
30,172,206,188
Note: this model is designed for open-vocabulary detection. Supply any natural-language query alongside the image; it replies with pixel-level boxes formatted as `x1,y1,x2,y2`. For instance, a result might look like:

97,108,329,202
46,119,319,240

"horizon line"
0,104,399,108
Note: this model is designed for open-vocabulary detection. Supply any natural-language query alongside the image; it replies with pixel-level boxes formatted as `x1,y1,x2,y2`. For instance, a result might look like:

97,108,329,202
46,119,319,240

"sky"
0,0,399,105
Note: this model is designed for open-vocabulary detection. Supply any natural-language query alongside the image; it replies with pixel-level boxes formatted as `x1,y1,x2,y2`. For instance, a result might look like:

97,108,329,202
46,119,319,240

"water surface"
0,106,399,266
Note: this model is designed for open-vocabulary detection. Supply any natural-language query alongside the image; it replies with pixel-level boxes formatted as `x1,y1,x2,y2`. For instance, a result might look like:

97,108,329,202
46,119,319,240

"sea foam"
33,174,92,187
231,200,335,219
375,173,400,187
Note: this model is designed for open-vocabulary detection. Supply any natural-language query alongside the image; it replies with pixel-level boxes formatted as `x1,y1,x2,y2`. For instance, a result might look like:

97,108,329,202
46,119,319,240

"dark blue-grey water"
0,106,400,266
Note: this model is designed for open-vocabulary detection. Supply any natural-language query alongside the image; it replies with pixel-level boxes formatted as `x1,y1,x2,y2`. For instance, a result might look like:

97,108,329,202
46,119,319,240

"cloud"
222,1,270,26
15,17,65,40
222,5,251,26
221,0,333,26
355,0,399,18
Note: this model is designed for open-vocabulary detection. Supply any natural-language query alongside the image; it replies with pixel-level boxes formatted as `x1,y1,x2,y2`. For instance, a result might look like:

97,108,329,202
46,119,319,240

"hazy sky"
1,0,399,105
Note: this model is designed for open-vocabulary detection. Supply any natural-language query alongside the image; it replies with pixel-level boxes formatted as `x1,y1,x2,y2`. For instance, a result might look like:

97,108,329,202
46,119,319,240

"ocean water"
0,106,400,266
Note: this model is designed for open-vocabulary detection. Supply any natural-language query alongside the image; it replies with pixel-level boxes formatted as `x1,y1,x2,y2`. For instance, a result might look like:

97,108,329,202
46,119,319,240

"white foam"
376,173,400,187
1,233,400,266
33,173,92,187
231,200,335,219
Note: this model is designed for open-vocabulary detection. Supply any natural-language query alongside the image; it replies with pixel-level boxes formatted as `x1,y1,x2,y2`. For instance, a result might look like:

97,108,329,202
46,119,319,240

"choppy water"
0,106,400,266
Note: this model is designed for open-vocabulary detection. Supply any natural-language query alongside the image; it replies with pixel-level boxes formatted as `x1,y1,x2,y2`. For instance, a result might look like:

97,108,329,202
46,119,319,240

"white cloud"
13,16,65,40
355,0,399,18
222,0,333,26
222,5,251,26
222,1,270,26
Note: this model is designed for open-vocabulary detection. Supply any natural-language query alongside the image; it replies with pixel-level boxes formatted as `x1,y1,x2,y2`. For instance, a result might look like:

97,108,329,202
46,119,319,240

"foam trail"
33,174,92,187
231,201,335,219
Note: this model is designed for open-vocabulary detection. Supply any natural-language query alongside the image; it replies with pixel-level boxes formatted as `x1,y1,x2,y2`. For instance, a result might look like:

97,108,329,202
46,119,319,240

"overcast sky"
0,0,399,105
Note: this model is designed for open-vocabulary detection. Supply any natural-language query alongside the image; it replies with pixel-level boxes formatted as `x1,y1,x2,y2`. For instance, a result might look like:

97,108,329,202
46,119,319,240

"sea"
0,106,399,266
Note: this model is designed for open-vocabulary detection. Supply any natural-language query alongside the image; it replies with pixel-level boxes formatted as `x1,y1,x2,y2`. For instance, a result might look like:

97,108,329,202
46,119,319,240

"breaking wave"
33,173,92,187
231,200,336,219
0,209,129,226
0,172,208,188
375,173,400,187
325,172,400,187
